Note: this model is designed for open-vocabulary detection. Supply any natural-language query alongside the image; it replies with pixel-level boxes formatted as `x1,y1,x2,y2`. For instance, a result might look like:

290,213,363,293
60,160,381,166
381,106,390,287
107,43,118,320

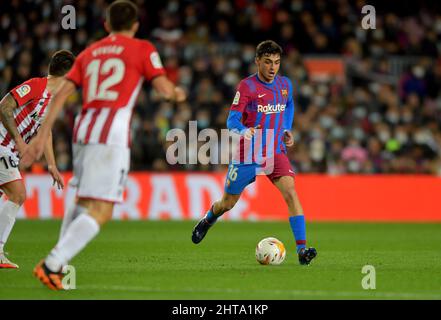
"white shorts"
0,146,22,188
71,144,130,203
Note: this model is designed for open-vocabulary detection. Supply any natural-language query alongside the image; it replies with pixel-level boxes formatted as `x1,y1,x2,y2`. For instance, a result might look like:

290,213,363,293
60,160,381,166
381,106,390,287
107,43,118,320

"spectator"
0,0,440,175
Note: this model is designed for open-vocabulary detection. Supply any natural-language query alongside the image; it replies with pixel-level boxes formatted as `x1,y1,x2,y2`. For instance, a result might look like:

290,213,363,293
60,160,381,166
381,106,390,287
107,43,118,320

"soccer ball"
255,237,286,265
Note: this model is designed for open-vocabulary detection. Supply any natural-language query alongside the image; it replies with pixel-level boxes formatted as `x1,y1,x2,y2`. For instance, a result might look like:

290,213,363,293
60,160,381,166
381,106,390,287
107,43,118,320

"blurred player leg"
58,180,80,240
34,144,124,289
0,180,26,269
44,199,112,273
35,199,110,290
59,199,82,240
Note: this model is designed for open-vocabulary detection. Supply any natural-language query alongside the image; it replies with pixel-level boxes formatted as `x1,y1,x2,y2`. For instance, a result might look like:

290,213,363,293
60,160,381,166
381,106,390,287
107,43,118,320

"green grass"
1,220,441,300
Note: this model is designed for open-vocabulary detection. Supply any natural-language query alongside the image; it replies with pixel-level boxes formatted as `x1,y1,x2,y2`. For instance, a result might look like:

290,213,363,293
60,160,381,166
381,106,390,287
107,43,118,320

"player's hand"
19,136,45,169
244,125,261,140
16,140,28,159
48,164,64,190
283,130,294,147
174,86,187,103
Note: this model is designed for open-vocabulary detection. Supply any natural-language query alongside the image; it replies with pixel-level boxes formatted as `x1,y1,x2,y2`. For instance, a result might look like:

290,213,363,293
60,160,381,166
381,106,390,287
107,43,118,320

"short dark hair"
48,50,75,76
106,0,138,32
256,40,283,58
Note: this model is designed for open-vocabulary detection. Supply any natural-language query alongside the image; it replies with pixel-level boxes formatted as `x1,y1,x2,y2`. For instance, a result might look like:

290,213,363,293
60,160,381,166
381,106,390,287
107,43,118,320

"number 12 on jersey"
86,58,125,103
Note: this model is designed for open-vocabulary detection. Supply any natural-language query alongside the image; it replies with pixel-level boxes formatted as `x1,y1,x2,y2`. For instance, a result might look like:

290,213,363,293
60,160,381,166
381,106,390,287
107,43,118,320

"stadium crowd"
0,0,440,174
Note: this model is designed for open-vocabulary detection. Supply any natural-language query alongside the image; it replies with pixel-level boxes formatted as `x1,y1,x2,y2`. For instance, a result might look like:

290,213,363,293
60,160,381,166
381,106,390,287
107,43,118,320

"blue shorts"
224,154,295,195
224,163,259,195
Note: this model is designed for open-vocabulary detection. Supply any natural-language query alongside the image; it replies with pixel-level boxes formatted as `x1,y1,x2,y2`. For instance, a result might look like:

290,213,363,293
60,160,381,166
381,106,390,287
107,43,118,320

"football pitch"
1,220,440,300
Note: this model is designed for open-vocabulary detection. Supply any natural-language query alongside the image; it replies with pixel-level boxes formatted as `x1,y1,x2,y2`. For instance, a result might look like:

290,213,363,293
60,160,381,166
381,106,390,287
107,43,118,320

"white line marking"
2,284,441,299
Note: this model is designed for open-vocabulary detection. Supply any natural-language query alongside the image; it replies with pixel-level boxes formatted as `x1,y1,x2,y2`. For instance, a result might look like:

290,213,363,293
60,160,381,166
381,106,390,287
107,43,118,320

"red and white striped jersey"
0,77,51,153
66,34,166,147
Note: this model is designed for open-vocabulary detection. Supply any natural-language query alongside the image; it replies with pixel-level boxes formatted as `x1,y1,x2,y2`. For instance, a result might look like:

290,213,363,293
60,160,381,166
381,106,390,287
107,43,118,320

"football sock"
289,215,306,253
0,201,20,253
205,205,218,224
45,210,99,272
59,202,84,240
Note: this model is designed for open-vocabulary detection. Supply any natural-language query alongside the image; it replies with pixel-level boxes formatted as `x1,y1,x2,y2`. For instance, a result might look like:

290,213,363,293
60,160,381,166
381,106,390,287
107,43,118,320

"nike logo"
289,170,294,173
258,94,266,98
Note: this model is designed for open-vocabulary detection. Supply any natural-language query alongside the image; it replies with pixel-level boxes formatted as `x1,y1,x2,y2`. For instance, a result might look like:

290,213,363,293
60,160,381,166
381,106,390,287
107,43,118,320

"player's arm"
227,111,260,140
43,130,64,190
227,84,248,134
226,111,246,134
0,93,27,154
143,43,186,103
282,80,295,147
20,80,76,168
226,82,260,139
151,76,186,102
39,79,76,139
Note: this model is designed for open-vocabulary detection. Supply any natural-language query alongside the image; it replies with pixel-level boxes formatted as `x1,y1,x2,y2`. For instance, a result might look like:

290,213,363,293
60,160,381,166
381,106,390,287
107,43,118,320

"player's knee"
78,198,114,225
90,211,112,226
86,205,113,226
100,213,113,225
9,192,26,206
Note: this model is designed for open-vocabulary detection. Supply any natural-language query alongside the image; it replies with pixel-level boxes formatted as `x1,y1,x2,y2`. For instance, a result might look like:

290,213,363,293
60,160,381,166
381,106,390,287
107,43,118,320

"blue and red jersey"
227,73,295,163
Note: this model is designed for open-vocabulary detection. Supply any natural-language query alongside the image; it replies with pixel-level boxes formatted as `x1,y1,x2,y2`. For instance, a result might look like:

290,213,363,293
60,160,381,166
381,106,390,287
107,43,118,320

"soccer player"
21,0,186,290
0,50,73,268
192,40,317,265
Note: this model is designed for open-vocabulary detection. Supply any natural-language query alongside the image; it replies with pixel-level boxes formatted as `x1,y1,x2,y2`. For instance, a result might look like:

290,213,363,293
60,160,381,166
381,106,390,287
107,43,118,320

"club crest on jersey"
16,85,31,98
232,91,240,105
281,89,288,98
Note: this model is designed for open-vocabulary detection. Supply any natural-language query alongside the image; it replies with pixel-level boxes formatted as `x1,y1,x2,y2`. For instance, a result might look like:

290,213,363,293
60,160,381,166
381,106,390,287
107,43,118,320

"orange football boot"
33,260,64,290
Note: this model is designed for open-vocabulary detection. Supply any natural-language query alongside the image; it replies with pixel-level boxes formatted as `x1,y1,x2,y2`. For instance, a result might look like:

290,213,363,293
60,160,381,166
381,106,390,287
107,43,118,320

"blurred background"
1,2,440,299
1,0,441,175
